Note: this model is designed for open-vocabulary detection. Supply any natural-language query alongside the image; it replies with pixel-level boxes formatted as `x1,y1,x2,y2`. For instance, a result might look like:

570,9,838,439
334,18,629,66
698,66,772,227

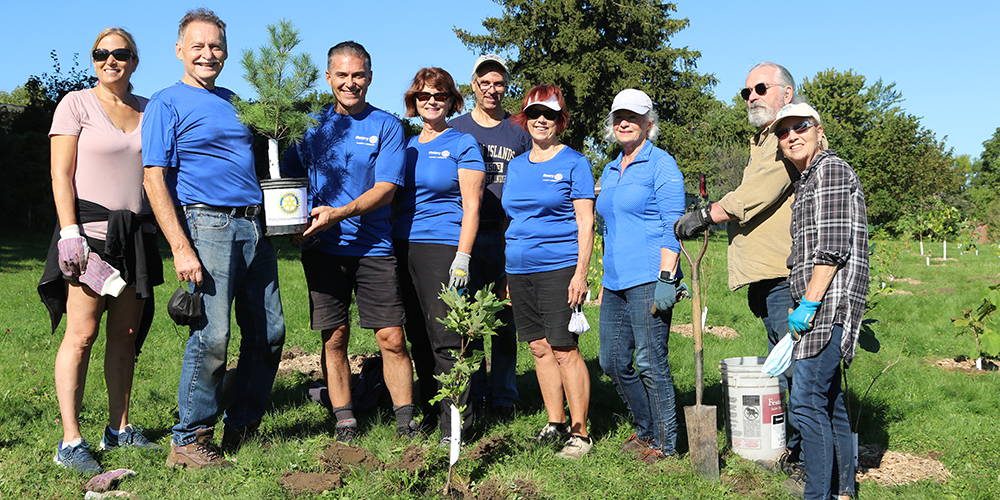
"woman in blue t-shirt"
392,67,485,444
503,85,595,459
595,89,685,464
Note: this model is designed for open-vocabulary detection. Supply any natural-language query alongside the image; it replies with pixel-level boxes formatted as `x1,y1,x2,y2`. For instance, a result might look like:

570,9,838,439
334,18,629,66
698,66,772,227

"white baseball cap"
768,103,822,135
523,94,561,111
611,89,653,114
472,54,509,79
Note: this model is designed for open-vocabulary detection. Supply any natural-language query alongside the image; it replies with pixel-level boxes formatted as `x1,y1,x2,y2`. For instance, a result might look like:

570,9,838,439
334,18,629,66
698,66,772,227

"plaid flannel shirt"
789,149,869,366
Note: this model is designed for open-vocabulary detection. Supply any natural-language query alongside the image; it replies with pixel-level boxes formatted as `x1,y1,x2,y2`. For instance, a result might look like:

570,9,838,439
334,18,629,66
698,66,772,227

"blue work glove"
673,205,714,239
789,297,821,334
57,225,90,277
653,272,680,312
448,252,471,289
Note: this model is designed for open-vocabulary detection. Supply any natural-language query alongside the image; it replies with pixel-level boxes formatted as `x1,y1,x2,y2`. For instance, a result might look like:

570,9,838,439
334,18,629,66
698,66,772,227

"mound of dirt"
386,445,426,475
857,445,952,486
320,441,384,474
476,478,541,500
933,357,999,374
276,347,378,380
465,433,507,461
671,323,739,339
890,277,922,285
279,472,343,496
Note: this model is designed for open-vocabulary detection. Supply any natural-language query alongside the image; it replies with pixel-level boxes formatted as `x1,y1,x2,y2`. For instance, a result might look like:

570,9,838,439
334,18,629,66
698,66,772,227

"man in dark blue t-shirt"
449,54,532,422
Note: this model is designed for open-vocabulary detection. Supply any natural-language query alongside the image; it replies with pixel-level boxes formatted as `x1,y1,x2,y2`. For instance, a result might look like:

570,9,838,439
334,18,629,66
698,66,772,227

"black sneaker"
532,422,570,441
492,405,515,423
395,421,425,441
335,425,358,444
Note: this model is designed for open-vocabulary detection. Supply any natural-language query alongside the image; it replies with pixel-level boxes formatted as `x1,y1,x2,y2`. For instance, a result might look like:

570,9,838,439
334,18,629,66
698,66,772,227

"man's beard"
748,101,778,129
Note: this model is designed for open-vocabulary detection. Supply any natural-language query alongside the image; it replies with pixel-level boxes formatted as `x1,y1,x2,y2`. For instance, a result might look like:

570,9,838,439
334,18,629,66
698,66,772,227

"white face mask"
762,331,799,377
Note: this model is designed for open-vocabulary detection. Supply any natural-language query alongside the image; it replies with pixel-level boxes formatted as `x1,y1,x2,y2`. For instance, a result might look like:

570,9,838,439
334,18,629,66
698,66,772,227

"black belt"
182,203,262,218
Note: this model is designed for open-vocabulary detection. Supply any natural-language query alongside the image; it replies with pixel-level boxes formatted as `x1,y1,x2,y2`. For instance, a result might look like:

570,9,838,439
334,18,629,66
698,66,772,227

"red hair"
403,67,464,118
511,84,570,134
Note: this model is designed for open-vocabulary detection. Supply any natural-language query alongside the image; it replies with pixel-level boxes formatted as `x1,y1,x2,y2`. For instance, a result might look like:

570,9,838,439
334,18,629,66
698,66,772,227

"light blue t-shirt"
141,82,261,206
502,146,595,274
281,104,405,257
596,140,685,291
391,128,485,245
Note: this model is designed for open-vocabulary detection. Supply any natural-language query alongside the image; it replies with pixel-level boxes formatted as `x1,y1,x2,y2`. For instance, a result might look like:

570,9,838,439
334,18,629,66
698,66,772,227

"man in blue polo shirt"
142,8,285,469
281,41,417,443
449,54,531,422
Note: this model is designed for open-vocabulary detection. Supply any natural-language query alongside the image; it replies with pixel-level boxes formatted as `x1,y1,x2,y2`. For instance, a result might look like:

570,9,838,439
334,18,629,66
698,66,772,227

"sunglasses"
740,82,779,100
524,106,559,120
775,120,813,140
92,48,134,62
415,92,452,102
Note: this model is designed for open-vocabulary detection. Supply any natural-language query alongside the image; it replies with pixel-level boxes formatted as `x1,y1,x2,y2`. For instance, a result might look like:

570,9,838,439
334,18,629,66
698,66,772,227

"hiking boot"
100,425,161,451
166,427,231,469
335,425,358,444
532,422,570,441
54,439,103,475
221,419,262,452
777,449,803,476
395,421,425,441
492,405,515,423
638,447,676,465
780,457,807,499
620,433,654,456
555,435,593,459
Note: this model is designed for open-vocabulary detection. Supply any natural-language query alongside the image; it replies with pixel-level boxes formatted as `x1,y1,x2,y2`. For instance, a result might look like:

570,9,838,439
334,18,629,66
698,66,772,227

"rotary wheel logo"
279,191,301,215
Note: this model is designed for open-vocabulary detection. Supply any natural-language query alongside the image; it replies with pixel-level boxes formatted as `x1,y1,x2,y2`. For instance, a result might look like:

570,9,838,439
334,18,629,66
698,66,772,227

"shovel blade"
685,404,720,482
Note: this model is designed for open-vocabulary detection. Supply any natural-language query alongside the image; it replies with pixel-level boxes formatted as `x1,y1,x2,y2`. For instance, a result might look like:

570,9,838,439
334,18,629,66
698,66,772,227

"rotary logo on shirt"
542,173,563,182
428,150,451,159
355,135,379,146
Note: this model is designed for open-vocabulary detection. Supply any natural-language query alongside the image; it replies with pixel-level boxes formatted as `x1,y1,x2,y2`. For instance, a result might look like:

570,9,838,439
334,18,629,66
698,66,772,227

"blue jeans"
599,283,677,453
748,277,801,457
173,209,286,446
468,227,518,408
791,325,855,499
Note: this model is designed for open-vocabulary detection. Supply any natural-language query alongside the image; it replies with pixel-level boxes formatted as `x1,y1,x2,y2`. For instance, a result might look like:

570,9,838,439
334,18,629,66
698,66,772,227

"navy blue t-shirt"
449,113,531,222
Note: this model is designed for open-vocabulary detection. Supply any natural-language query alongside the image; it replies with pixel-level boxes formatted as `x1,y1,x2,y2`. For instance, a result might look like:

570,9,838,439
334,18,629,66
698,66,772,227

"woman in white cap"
503,84,595,458
773,102,865,500
595,88,685,464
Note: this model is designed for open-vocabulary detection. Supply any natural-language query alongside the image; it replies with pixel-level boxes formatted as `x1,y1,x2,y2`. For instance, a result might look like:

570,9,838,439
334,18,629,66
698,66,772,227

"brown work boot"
221,419,264,452
620,433,654,456
166,427,232,469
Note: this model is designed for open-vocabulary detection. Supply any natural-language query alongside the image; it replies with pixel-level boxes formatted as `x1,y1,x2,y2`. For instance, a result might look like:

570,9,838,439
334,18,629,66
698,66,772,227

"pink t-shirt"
49,88,150,240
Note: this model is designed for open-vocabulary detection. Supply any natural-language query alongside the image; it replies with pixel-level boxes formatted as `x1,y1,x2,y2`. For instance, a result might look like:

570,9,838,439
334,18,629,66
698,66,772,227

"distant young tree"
454,0,716,176
0,85,31,106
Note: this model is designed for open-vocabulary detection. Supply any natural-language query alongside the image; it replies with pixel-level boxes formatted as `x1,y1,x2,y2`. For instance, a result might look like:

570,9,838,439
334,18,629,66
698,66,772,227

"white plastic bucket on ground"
720,356,786,461
260,178,309,236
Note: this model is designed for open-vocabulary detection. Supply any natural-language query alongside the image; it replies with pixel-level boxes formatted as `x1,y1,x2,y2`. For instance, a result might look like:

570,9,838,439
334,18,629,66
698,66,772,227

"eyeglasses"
415,92,452,102
524,106,559,120
477,80,506,92
92,48,134,62
775,120,813,140
740,82,779,101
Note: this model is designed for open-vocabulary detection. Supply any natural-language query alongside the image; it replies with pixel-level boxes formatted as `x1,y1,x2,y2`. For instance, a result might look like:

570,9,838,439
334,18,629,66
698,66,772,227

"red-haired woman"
504,85,595,458
392,67,485,444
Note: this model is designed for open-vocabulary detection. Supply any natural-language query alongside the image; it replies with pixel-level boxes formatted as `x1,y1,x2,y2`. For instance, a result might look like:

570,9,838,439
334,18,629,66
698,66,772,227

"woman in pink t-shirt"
46,27,161,475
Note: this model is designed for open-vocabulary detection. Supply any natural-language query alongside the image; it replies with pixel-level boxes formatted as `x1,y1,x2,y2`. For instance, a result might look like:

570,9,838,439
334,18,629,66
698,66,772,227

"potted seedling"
952,283,1000,370
433,285,506,495
233,19,319,236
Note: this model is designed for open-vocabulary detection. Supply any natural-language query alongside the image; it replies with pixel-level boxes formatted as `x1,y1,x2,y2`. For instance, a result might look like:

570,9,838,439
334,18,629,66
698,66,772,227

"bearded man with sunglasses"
281,41,419,444
674,62,823,473
449,55,531,424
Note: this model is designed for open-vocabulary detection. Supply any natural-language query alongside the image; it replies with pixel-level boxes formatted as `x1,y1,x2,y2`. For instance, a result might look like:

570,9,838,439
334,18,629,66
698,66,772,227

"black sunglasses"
524,106,559,120
775,120,813,140
740,82,778,101
92,48,134,62
415,92,452,102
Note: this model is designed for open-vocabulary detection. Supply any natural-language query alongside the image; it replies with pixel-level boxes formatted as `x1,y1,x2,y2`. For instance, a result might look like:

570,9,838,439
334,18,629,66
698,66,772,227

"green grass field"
1,231,998,499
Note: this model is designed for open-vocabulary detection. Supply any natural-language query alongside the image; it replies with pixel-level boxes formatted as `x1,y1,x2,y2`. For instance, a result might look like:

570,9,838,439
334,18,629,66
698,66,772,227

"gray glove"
448,252,471,289
674,205,714,239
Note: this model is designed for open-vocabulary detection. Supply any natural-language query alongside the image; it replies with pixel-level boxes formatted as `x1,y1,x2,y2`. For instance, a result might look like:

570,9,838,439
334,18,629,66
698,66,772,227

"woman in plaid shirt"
772,103,868,500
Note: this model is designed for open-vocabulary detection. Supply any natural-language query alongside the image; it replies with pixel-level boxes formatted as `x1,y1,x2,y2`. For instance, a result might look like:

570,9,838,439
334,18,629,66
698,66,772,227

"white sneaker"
555,435,592,459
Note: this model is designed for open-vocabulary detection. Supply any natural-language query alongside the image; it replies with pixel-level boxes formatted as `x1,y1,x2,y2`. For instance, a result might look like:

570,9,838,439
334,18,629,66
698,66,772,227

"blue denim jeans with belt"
790,324,855,499
599,282,677,453
173,208,286,445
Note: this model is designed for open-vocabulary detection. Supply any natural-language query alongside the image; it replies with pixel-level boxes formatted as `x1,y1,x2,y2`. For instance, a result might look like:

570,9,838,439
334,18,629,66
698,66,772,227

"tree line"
1,0,995,240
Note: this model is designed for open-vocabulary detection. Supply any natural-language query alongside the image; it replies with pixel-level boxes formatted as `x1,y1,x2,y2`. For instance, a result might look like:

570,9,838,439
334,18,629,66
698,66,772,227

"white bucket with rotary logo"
260,178,309,236
719,356,786,461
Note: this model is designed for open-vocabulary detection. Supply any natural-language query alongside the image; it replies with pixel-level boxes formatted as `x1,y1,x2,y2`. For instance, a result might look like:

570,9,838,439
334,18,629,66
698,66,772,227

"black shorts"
301,249,405,331
507,266,577,347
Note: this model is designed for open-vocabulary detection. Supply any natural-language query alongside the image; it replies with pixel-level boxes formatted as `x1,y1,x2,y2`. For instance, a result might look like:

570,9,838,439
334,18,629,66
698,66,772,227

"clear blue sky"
5,1,995,158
